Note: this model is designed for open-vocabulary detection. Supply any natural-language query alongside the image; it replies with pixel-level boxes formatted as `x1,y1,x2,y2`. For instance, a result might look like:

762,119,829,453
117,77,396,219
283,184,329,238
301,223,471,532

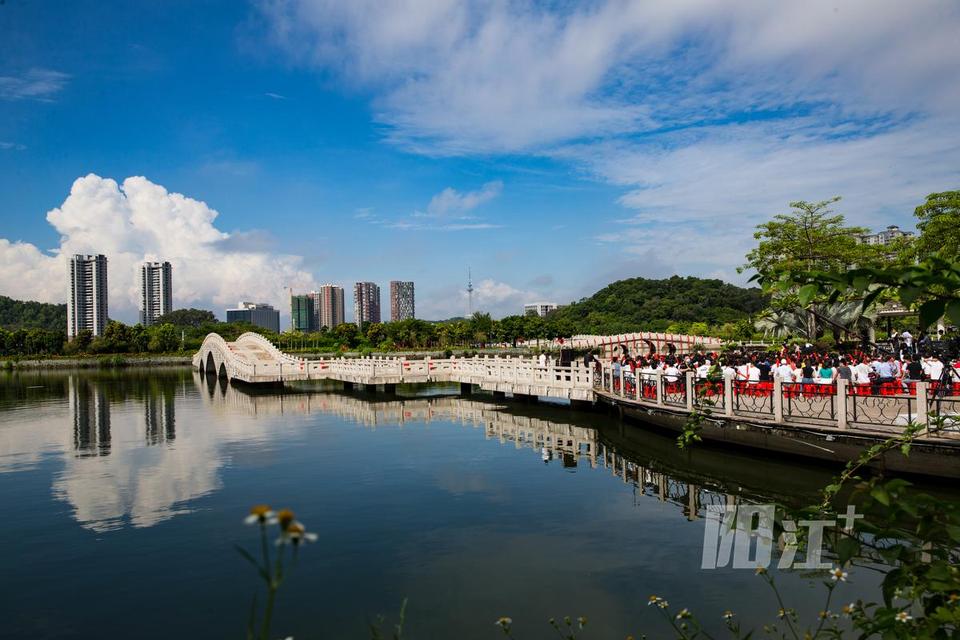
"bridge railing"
596,362,959,436
197,333,594,397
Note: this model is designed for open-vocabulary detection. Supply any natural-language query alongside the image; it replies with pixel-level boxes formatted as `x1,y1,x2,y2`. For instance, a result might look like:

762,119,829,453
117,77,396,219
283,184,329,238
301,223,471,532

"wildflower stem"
259,521,271,582
812,584,835,638
260,546,286,640
764,576,801,640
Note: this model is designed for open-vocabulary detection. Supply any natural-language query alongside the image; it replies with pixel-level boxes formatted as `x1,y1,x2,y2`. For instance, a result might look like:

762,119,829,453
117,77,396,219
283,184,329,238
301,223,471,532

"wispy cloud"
385,220,501,232
0,141,27,151
0,68,70,102
260,0,960,283
264,92,288,100
362,182,504,231
425,180,502,216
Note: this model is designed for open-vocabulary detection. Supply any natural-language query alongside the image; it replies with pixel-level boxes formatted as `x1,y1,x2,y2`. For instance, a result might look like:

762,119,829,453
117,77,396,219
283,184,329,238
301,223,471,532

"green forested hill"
551,276,767,334
0,295,67,331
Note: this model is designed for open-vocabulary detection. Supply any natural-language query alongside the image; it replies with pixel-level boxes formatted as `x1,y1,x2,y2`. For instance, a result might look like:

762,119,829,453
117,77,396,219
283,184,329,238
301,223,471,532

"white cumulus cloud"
0,174,316,321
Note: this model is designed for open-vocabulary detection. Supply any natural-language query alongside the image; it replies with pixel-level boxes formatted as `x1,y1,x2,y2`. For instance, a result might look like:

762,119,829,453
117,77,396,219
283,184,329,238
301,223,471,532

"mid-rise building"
291,294,315,332
140,261,173,326
226,301,280,333
314,284,345,330
858,225,915,246
68,254,109,338
390,281,415,322
353,282,381,327
523,302,559,318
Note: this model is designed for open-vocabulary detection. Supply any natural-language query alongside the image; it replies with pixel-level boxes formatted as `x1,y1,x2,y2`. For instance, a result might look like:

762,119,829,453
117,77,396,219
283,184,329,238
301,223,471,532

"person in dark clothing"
757,358,772,382
836,357,853,382
905,355,924,382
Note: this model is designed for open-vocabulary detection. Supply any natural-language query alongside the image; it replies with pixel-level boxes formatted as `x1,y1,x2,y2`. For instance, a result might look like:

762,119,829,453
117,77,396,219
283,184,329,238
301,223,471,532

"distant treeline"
0,295,67,331
550,276,767,335
0,277,767,358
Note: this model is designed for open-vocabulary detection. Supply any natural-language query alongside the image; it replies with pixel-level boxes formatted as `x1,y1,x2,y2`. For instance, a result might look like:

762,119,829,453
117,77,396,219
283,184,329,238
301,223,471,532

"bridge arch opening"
205,351,216,374
218,362,227,379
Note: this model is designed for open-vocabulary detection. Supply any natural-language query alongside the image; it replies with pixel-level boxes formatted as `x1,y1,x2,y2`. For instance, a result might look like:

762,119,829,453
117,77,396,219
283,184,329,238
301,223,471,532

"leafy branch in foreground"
755,253,960,330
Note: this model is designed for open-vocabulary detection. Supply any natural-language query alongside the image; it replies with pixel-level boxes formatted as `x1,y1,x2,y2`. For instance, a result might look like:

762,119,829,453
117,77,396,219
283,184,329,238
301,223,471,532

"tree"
742,197,877,276
468,312,493,347
69,329,93,352
147,324,179,353
365,322,387,346
156,308,218,328
741,198,879,339
912,190,960,261
333,323,359,348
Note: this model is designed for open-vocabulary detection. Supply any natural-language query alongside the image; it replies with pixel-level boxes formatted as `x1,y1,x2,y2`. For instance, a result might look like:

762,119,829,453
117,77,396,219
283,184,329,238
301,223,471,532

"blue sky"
2,1,959,322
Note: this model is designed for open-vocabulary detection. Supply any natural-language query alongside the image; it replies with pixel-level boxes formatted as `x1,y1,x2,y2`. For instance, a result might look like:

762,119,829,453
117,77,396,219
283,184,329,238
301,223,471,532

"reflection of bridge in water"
198,373,598,465
200,374,762,521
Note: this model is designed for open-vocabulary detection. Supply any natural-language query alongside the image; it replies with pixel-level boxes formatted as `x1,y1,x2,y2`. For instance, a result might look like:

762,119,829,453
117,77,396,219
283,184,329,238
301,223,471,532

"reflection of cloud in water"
53,377,223,531
432,469,503,497
1,370,745,533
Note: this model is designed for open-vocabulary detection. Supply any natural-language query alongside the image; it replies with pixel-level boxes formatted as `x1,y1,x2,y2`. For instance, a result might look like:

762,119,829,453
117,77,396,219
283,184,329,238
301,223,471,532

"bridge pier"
459,382,473,396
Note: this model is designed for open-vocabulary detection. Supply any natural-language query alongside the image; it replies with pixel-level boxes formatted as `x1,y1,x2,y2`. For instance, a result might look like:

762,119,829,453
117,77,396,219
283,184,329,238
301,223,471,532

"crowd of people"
596,333,960,398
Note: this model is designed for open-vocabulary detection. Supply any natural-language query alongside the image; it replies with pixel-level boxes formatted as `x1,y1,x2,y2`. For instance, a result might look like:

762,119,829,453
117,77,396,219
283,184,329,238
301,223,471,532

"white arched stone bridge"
193,332,596,401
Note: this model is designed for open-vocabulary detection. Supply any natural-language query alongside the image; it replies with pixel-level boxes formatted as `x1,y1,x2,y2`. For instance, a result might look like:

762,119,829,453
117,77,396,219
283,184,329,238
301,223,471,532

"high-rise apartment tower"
313,284,345,330
140,261,173,326
390,281,415,322
68,254,109,338
353,282,381,327
291,294,314,332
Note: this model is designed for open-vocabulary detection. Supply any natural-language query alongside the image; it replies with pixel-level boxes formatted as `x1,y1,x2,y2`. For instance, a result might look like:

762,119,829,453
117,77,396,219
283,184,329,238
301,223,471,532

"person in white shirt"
854,359,873,386
736,361,750,381
747,362,761,383
538,352,547,368
775,359,793,381
902,330,914,350
664,363,680,383
924,355,944,382
696,359,711,380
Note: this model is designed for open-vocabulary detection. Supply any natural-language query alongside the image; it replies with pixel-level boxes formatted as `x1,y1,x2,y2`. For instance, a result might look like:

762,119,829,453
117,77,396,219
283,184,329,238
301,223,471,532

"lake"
0,367,899,639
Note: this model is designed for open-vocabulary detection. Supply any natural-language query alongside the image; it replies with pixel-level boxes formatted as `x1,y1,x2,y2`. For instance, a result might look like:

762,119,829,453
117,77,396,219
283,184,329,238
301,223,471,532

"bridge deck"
195,332,596,401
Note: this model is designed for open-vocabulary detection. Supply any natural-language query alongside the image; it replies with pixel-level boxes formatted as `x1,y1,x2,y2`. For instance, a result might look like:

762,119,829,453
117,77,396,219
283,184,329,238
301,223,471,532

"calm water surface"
0,368,900,638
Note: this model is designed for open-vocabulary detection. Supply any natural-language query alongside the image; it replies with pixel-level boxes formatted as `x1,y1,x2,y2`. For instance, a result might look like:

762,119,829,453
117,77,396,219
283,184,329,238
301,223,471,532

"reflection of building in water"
70,377,111,457
145,393,176,445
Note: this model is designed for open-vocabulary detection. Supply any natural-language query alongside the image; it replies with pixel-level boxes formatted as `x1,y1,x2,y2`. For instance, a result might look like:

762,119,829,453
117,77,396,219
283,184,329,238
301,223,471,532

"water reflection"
70,377,111,457
0,369,836,535
201,375,799,524
144,391,175,445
